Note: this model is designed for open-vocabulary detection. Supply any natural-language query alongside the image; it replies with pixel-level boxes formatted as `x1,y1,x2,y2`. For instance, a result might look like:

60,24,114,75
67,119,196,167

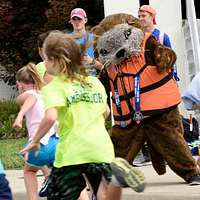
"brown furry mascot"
93,13,200,184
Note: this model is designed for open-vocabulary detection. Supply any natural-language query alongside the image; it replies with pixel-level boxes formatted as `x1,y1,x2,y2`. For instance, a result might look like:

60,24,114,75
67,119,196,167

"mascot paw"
154,46,176,73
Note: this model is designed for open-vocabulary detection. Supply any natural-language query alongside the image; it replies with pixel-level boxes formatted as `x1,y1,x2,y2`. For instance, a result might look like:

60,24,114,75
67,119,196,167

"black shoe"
39,177,49,197
188,175,200,185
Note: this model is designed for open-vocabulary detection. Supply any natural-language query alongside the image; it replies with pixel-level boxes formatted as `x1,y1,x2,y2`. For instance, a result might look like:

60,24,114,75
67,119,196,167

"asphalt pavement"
6,164,200,200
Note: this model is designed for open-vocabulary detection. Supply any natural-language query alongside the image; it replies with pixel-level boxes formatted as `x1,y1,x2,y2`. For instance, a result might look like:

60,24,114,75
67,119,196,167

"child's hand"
13,115,23,130
82,55,93,65
20,141,40,160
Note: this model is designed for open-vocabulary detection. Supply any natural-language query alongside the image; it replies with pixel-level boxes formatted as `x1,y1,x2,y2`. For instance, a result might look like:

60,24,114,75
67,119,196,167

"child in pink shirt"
13,63,58,200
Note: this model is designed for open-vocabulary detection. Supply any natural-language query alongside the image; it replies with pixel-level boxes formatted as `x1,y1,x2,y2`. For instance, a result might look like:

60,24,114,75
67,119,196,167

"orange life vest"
106,32,181,127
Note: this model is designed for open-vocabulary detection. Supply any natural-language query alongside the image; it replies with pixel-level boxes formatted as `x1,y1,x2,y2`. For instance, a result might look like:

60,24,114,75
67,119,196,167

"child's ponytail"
16,62,44,90
26,63,44,90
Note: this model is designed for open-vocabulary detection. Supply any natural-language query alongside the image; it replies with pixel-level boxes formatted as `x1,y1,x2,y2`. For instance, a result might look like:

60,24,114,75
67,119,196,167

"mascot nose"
116,49,125,58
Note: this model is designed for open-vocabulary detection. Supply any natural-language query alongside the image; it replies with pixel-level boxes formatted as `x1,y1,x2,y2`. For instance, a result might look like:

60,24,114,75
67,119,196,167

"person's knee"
23,165,38,174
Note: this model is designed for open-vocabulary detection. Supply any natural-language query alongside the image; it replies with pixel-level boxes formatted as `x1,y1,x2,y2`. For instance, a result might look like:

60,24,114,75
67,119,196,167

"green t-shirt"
41,75,114,167
36,61,46,79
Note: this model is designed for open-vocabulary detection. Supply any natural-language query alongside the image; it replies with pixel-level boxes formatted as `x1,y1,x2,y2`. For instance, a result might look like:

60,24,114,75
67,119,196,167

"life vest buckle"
133,112,143,123
120,121,127,127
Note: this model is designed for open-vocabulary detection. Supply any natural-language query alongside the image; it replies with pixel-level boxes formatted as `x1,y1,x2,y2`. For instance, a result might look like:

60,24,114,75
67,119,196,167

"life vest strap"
113,104,178,122
112,72,173,103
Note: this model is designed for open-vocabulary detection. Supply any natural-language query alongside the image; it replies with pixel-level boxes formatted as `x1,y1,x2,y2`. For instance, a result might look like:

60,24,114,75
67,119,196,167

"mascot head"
93,13,176,73
93,13,144,67
96,24,144,66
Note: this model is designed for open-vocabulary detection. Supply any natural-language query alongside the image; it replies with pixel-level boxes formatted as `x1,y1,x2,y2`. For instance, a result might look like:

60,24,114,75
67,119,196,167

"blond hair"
16,62,44,90
43,31,89,85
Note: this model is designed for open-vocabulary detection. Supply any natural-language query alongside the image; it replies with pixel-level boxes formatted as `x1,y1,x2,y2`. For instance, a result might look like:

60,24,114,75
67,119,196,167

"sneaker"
133,153,151,167
188,175,200,185
111,157,146,192
39,176,49,197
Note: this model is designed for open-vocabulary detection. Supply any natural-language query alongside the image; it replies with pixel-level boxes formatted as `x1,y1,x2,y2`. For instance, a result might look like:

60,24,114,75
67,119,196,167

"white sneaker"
111,157,146,192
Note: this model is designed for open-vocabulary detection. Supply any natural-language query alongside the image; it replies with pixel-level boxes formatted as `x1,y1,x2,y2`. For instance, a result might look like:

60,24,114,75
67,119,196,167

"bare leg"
40,165,50,177
24,164,39,200
97,180,108,200
78,188,90,200
107,183,122,200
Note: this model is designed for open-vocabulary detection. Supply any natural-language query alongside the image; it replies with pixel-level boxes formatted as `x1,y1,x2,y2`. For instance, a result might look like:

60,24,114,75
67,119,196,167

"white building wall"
103,0,189,115
150,0,189,114
0,81,16,100
104,0,139,17
150,0,190,92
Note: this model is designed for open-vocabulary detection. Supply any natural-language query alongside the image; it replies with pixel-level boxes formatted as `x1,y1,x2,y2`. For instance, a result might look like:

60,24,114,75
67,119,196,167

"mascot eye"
100,49,108,56
124,29,132,39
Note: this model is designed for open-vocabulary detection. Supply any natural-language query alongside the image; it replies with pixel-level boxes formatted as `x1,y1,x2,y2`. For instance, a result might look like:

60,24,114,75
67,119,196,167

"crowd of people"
1,4,200,200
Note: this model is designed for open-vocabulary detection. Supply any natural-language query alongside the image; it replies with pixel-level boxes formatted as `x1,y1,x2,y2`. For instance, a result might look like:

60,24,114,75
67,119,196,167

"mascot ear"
92,25,104,37
145,36,176,73
92,25,105,57
127,20,144,32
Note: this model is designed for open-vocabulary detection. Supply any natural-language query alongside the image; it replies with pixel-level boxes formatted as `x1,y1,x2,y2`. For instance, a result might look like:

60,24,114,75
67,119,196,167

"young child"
36,31,55,84
20,32,145,200
0,160,13,200
37,30,90,199
13,63,58,200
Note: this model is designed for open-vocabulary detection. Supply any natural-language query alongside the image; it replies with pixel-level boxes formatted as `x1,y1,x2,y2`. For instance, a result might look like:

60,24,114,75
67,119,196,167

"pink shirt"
24,90,55,145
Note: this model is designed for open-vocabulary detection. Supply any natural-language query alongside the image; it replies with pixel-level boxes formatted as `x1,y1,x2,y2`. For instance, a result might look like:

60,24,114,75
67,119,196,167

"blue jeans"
0,174,12,200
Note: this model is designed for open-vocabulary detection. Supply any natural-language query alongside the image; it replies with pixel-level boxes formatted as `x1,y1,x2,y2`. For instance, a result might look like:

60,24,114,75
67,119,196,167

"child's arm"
13,94,37,129
16,92,30,105
103,104,110,119
20,107,58,154
32,108,57,142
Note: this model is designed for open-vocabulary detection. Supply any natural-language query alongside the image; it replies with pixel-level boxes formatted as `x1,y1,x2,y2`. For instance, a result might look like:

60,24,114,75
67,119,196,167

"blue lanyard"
114,89,126,127
114,89,120,108
134,75,143,123
172,64,180,82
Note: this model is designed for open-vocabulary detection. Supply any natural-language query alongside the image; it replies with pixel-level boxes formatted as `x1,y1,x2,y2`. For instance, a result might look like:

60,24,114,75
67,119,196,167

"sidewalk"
6,165,200,200
6,170,44,200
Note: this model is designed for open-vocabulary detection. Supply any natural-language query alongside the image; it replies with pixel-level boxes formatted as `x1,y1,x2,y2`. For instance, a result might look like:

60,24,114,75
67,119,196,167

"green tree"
0,0,49,85
0,0,104,85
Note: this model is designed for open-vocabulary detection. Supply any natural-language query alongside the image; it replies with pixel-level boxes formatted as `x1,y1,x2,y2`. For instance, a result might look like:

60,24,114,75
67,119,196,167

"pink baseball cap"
139,5,157,24
70,8,87,19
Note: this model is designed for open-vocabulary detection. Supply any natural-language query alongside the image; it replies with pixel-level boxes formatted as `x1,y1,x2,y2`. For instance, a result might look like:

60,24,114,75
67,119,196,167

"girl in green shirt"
20,32,145,200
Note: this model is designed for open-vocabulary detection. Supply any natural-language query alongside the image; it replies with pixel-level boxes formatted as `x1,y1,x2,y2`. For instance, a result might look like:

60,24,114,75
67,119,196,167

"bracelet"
91,58,96,65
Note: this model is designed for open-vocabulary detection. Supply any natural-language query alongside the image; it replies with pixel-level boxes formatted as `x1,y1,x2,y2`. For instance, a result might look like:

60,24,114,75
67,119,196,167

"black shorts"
47,163,111,200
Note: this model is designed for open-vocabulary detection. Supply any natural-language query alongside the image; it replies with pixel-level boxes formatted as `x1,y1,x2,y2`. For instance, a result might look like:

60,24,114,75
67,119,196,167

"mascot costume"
93,13,200,184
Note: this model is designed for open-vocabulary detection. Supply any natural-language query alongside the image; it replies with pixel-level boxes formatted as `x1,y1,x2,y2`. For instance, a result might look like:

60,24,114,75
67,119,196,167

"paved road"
6,165,200,200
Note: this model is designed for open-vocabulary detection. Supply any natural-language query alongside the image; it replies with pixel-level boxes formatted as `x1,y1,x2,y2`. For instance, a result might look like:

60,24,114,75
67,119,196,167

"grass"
0,138,27,169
